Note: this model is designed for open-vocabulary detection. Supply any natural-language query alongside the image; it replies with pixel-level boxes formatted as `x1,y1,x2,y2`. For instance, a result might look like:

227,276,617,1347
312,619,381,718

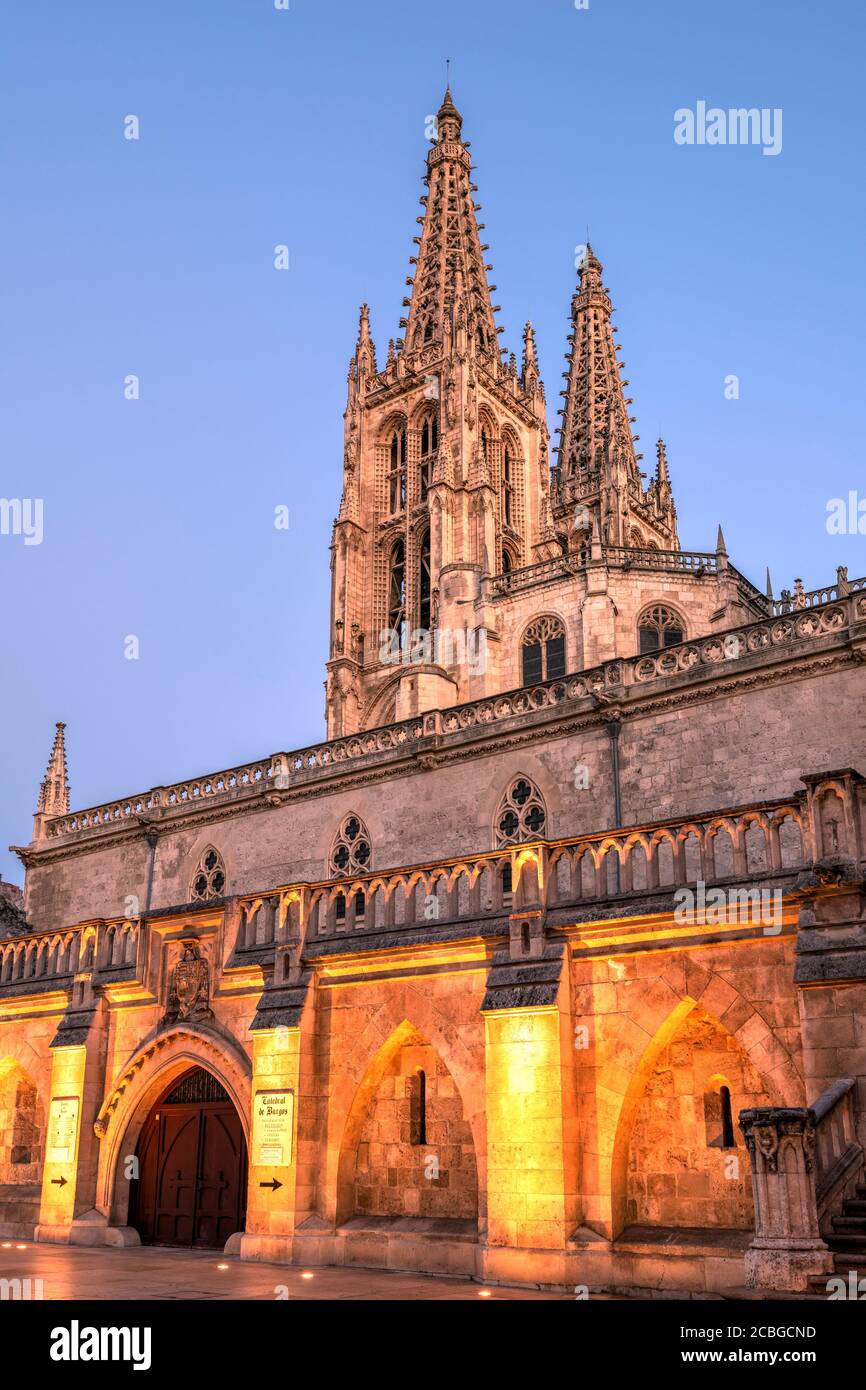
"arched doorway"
129,1066,248,1248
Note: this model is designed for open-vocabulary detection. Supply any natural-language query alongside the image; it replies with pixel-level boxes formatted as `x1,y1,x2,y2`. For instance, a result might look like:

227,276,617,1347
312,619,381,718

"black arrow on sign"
51,1176,68,1187
259,1178,282,1192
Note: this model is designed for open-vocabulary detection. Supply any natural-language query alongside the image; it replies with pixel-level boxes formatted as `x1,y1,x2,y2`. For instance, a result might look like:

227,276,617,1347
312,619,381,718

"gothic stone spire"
557,244,638,485
554,244,678,548
402,88,502,362
37,722,69,818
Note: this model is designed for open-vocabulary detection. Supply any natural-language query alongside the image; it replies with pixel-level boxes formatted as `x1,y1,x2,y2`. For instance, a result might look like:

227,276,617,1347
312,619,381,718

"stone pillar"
35,985,108,1245
739,1107,834,1291
239,1027,301,1265
481,975,578,1286
34,1045,87,1241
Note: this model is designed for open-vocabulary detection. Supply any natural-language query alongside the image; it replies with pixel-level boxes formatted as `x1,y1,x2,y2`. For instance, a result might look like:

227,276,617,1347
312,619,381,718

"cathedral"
2,89,865,1297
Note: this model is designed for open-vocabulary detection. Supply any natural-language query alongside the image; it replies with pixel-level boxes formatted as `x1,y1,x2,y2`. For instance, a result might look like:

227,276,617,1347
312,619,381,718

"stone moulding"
16,586,864,856
92,1022,252,1141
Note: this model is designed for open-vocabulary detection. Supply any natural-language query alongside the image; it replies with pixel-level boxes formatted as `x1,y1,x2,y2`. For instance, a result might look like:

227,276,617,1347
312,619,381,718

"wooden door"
130,1068,247,1248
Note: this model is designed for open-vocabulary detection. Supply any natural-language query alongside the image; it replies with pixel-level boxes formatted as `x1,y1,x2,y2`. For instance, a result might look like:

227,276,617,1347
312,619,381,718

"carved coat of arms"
163,940,214,1026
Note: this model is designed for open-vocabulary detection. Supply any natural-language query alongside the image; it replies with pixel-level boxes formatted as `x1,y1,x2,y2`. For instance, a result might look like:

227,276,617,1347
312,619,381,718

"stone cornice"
15,594,864,869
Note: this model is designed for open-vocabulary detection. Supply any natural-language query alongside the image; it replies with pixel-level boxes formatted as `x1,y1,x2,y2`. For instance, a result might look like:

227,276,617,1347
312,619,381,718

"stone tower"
325,93,767,738
325,89,552,738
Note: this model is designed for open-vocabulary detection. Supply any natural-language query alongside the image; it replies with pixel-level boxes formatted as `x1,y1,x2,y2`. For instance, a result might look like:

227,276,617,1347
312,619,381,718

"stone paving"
0,1241,577,1300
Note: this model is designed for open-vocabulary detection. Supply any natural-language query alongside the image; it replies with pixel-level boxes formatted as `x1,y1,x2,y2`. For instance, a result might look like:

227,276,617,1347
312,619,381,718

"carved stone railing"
228,790,814,954
629,598,853,683
766,571,866,617
36,589,866,846
740,1078,864,1292
488,554,582,596
603,545,720,575
0,917,140,988
813,1077,865,1235
488,545,722,597
44,757,282,838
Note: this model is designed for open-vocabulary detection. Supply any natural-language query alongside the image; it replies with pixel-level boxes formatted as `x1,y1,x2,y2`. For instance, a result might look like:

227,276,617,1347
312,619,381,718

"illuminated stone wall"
352,1029,478,1220
0,1066,44,1183
625,1007,769,1229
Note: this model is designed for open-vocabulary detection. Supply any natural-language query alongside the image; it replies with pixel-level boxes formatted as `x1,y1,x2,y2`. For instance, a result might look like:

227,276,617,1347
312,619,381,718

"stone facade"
1,89,865,1296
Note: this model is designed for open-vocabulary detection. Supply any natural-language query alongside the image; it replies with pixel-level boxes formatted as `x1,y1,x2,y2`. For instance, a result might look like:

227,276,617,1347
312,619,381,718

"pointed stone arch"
334,1018,479,1227
520,612,567,685
93,1024,251,1226
329,812,373,878
593,970,804,1239
622,1006,774,1232
361,673,401,732
189,844,227,903
324,987,485,1228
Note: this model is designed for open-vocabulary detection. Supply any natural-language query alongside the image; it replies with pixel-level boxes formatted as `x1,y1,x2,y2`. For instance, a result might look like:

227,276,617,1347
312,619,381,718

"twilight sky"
1,0,864,884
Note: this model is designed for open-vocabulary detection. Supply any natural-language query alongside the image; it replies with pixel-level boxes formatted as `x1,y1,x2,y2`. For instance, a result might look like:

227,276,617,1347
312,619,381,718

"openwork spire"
402,88,502,360
556,244,638,483
37,721,69,817
553,245,678,549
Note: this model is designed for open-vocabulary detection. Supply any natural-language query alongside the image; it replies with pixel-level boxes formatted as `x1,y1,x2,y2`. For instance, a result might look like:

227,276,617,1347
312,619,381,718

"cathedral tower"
326,89,552,737
326,94,766,738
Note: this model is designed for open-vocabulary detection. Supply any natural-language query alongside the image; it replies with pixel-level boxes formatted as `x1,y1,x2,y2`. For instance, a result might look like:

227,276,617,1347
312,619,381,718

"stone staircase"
808,1181,866,1295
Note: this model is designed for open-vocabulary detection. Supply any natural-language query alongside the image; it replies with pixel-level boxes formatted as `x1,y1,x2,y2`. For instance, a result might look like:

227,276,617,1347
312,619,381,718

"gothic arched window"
388,426,407,513
637,604,684,654
495,777,547,847
502,442,514,528
190,846,226,902
419,415,438,501
521,615,566,685
388,539,406,636
418,530,432,631
330,814,372,877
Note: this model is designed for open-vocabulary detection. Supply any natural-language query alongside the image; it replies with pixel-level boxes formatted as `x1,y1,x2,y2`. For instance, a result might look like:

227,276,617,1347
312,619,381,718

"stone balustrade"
767,570,866,617
0,917,139,987
603,544,720,575
230,790,815,954
488,545,722,597
44,758,280,838
631,599,853,683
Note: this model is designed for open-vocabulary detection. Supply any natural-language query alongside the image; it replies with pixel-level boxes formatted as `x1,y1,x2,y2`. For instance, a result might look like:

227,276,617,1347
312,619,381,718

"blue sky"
1,0,864,885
